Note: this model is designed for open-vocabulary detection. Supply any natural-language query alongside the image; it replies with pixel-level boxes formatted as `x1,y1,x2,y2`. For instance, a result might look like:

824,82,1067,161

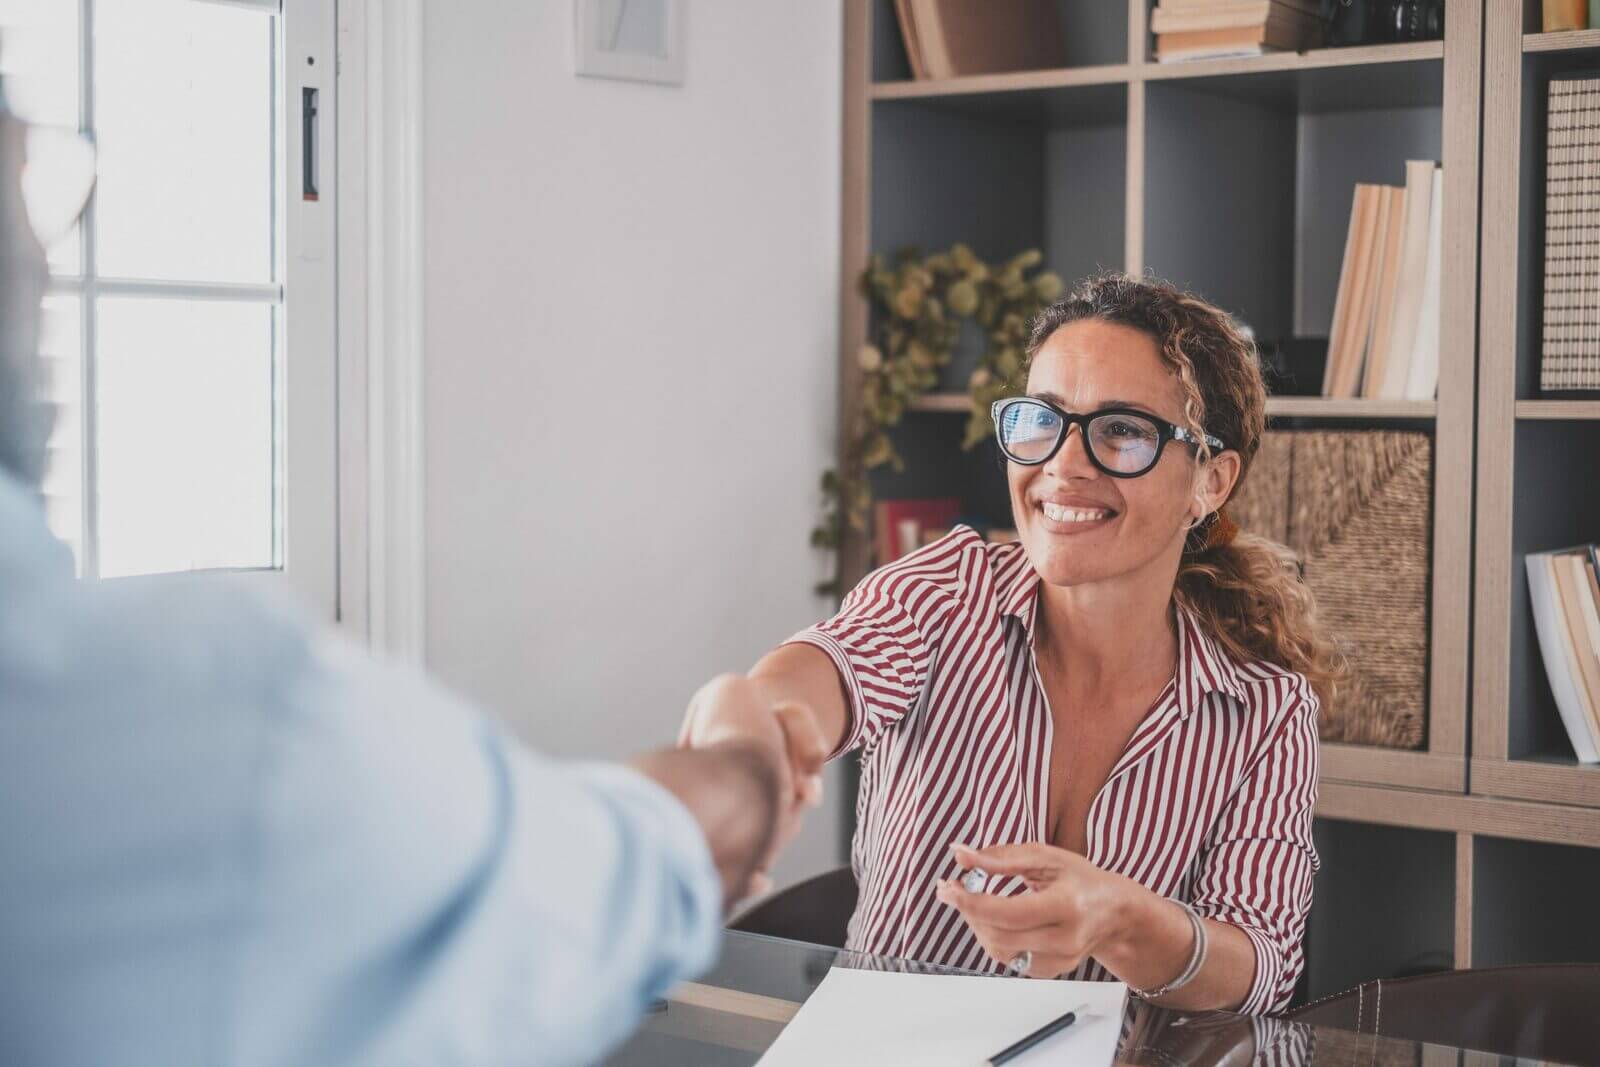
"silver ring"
1007,951,1032,977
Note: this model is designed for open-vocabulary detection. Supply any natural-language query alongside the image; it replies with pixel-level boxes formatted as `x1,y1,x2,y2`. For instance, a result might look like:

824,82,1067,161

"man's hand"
679,674,828,897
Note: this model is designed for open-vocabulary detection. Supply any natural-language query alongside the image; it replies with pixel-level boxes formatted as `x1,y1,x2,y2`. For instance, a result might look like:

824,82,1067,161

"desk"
607,931,1502,1066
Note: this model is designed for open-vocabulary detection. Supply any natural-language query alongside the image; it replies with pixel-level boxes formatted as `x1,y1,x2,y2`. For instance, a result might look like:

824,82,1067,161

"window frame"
41,0,338,619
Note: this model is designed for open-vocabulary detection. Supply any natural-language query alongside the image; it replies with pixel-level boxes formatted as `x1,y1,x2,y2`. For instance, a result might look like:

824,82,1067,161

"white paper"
754,968,1126,1067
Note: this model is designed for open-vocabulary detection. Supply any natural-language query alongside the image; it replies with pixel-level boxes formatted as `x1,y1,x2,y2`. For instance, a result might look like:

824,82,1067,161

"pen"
985,1004,1086,1066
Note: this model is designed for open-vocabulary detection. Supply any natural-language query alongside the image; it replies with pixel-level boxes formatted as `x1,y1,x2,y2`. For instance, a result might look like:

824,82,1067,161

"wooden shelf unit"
835,0,1600,996
843,0,1478,795
1474,0,1600,816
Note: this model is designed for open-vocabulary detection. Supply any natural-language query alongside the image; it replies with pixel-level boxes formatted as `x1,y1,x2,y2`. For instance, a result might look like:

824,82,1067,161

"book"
1157,0,1322,13
1150,2,1323,35
1527,548,1600,762
1152,9,1319,61
1544,0,1588,32
893,0,928,80
1552,551,1600,745
909,0,1066,80
1571,554,1600,700
1404,165,1445,400
1323,185,1372,397
873,497,960,566
1362,183,1410,398
1375,160,1439,399
1327,185,1394,397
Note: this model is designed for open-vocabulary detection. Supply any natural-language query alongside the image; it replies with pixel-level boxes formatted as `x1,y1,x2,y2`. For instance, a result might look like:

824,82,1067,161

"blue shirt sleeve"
231,636,723,1067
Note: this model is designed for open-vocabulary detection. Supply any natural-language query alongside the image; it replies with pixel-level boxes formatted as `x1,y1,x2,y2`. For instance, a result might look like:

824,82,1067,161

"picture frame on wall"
573,0,685,86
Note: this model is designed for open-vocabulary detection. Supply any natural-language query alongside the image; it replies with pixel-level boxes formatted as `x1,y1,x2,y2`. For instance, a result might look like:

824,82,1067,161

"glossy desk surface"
606,931,1556,1066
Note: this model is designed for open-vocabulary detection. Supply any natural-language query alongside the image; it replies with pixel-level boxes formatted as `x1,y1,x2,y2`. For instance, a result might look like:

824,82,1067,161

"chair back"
728,866,856,948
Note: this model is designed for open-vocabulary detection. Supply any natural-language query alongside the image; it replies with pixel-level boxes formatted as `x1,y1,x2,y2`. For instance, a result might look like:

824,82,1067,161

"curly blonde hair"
1024,270,1347,712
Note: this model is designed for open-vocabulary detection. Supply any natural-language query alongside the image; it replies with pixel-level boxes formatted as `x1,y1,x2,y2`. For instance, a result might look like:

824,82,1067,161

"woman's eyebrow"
1029,391,1161,416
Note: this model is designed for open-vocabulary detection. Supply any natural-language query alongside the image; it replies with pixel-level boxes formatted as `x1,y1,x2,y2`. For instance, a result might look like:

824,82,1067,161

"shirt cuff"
1232,921,1287,1015
783,629,865,759
580,762,725,980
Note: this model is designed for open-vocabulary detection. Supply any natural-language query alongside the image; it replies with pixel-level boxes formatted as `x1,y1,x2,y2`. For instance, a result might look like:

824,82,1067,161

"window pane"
0,0,82,274
95,297,276,577
93,1,273,284
39,293,83,570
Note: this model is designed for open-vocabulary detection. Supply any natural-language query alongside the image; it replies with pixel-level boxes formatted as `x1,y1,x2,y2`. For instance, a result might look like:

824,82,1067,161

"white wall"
421,2,846,887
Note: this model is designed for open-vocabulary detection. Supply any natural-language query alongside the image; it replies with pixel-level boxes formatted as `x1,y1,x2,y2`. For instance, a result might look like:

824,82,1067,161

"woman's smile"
1034,495,1120,535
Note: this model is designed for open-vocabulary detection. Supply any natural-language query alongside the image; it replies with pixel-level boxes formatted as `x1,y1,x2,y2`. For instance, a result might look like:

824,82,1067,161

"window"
1,0,336,615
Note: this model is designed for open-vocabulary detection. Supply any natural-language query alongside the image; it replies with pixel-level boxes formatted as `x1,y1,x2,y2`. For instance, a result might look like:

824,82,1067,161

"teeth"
1041,502,1109,524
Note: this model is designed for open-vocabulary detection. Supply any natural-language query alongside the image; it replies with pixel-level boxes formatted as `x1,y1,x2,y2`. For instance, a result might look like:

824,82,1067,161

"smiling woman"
680,271,1347,1015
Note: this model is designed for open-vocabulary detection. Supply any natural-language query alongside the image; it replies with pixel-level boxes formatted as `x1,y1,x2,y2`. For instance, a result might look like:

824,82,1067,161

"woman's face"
1006,318,1238,589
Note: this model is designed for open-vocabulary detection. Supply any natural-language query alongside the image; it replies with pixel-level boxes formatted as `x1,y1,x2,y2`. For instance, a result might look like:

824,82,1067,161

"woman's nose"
1047,423,1099,480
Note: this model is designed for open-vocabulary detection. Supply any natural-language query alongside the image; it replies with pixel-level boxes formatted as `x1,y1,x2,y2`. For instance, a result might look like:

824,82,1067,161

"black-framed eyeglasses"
991,396,1227,478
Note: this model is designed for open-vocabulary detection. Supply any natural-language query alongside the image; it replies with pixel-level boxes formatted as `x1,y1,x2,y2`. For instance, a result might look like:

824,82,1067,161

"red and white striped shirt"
788,526,1320,1015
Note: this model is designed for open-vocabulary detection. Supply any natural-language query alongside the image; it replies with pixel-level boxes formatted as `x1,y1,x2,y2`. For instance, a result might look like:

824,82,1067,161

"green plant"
811,244,1062,597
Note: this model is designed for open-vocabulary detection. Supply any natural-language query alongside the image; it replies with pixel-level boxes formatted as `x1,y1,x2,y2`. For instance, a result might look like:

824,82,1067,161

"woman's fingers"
950,841,1065,882
772,701,827,806
935,878,1062,932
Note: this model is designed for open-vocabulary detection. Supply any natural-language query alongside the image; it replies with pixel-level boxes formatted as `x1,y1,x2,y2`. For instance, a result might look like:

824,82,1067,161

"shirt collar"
997,545,1249,717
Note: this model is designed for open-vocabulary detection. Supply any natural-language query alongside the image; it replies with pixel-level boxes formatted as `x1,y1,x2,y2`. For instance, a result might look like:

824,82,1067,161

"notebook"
754,967,1127,1067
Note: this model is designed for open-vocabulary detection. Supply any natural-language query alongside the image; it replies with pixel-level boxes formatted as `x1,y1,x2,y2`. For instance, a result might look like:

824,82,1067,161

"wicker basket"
1228,430,1432,749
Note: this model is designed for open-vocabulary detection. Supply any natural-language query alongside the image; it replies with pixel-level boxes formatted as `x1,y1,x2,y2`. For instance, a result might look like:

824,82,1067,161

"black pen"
986,1004,1087,1066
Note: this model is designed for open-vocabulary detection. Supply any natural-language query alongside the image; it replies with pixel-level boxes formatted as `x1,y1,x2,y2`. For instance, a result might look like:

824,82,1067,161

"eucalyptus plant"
811,244,1063,596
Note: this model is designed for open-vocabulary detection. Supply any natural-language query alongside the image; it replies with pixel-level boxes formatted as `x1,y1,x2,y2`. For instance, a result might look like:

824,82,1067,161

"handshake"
672,673,832,907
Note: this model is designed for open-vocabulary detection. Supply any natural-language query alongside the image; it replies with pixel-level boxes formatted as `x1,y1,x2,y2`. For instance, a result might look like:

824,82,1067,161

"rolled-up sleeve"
783,534,967,757
1189,685,1321,1016
237,638,722,1067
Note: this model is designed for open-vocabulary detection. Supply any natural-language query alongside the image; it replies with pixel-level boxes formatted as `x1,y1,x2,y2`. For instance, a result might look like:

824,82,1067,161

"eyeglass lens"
996,400,1163,475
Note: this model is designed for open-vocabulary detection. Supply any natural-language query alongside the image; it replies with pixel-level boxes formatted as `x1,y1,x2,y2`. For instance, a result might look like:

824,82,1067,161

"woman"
681,271,1342,1014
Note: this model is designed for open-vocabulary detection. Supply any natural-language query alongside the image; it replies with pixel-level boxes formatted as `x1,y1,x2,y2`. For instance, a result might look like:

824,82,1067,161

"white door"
4,0,339,619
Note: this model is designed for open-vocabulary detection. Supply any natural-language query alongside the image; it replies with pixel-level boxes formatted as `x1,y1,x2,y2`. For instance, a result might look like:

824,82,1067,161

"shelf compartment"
1303,818,1455,1002
1142,56,1442,350
1472,835,1600,967
1501,421,1600,781
868,0,1129,87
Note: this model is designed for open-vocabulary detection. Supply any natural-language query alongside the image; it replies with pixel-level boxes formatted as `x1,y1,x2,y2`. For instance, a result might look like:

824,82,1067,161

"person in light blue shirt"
0,103,826,1066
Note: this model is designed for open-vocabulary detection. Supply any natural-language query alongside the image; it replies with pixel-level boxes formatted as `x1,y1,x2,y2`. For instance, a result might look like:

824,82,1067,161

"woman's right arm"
680,525,979,829
678,643,850,784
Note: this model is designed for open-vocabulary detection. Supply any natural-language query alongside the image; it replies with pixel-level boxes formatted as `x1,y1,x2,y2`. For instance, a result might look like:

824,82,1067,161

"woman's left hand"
935,842,1135,979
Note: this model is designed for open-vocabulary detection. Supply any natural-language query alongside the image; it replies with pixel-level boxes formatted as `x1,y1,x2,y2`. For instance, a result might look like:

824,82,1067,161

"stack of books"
1150,0,1323,63
1527,544,1600,764
892,0,1065,80
1321,161,1444,400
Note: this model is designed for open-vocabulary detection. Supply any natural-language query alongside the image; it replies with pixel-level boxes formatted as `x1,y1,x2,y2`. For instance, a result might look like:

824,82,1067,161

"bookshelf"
1475,0,1600,814
835,0,1600,1004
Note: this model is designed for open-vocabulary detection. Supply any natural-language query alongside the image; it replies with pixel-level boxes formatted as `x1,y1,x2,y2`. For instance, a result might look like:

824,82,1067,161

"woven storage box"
1228,430,1432,749
1541,73,1600,393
